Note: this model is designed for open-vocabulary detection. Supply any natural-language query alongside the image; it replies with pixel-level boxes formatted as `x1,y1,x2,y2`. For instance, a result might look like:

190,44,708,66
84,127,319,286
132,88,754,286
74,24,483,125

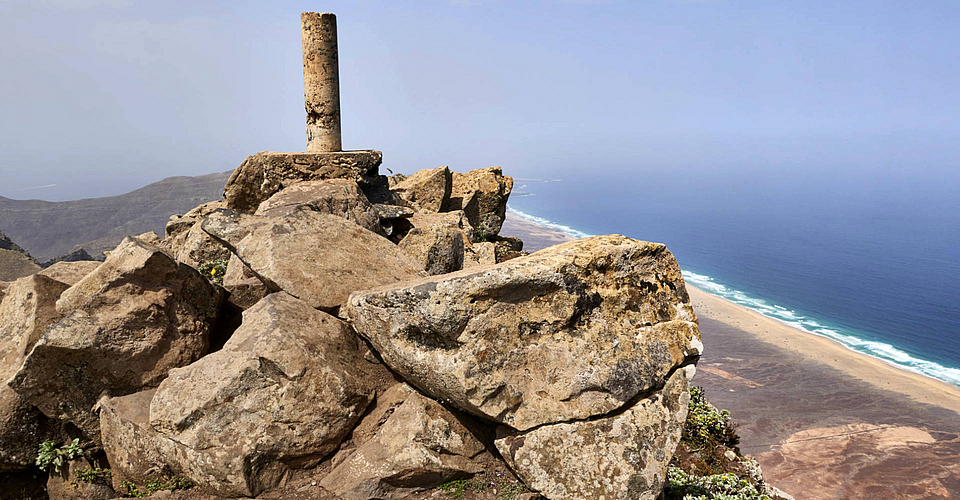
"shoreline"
685,284,960,416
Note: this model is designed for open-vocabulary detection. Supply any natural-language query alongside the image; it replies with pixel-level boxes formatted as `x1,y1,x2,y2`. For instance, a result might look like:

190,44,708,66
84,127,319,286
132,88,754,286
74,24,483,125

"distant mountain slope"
0,230,41,280
0,171,232,261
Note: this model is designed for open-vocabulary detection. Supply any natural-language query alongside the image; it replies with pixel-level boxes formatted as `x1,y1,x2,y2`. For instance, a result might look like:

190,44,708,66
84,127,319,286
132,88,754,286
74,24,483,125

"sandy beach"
501,212,960,499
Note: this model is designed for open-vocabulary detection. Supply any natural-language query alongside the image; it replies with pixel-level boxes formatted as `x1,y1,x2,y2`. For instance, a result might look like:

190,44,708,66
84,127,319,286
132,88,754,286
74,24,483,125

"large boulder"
345,235,701,431
0,230,41,281
165,201,225,240
103,293,376,497
0,274,70,470
163,201,231,268
391,166,452,213
495,367,693,500
320,384,485,500
398,225,464,276
254,179,382,235
448,167,513,237
9,237,224,438
222,151,385,213
202,208,422,312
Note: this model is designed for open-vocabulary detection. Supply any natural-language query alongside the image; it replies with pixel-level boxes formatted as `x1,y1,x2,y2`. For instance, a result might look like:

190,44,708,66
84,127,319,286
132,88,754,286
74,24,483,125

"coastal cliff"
0,158,791,500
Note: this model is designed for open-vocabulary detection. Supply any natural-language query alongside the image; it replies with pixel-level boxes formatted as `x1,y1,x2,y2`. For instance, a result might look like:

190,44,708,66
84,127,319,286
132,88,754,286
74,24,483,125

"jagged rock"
495,367,692,500
320,384,484,500
103,293,375,497
39,248,96,268
391,166,452,213
37,261,100,286
372,204,415,238
346,235,701,431
9,236,224,438
0,230,41,281
255,179,382,235
223,277,269,310
165,201,225,240
46,457,115,500
202,209,422,312
0,275,70,470
222,151,385,213
387,173,407,188
492,236,524,262
398,225,464,275
448,167,513,237
132,231,163,246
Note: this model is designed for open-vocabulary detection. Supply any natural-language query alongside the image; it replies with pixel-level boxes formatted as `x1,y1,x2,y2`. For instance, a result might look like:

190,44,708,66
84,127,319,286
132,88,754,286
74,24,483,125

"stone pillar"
302,12,342,152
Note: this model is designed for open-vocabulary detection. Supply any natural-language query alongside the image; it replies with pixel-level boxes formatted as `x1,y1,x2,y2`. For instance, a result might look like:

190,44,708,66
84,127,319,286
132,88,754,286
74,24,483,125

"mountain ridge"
0,171,232,260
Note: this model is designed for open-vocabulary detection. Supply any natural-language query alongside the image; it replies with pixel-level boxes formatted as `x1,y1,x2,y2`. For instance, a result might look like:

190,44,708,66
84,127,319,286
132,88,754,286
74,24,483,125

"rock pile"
0,159,703,500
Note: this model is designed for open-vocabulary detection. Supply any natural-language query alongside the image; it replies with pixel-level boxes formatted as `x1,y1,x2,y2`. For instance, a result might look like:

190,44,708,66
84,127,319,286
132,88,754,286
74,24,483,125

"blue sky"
2,0,958,200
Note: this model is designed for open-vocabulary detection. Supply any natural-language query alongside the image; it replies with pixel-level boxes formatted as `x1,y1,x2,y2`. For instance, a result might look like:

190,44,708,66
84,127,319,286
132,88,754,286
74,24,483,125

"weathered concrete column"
302,12,342,152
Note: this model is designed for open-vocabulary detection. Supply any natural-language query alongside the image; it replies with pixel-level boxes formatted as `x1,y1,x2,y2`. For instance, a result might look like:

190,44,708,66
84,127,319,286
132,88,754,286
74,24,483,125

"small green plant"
665,466,770,500
198,258,229,285
437,471,528,500
120,476,194,497
35,439,83,473
76,467,112,484
473,229,489,243
684,387,739,451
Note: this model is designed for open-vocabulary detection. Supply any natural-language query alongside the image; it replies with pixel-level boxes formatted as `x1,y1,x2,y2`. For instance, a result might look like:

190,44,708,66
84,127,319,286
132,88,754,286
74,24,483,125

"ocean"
506,168,960,388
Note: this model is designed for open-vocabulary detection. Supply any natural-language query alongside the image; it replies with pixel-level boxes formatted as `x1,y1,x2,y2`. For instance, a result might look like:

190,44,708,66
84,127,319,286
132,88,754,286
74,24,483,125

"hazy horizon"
2,0,959,202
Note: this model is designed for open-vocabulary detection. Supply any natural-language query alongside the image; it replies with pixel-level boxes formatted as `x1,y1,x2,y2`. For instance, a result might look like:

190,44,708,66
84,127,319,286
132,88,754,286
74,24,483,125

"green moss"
665,466,770,500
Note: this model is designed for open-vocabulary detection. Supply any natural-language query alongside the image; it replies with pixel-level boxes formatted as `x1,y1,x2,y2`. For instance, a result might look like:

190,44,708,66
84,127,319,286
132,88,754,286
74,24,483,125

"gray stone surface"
495,367,692,500
346,235,701,431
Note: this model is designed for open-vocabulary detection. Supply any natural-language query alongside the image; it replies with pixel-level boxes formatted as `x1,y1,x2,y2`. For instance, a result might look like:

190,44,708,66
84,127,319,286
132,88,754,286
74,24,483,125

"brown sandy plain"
500,212,960,500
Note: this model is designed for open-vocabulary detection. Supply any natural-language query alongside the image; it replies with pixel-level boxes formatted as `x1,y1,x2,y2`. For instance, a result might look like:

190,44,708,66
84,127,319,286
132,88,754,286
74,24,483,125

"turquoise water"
506,171,960,388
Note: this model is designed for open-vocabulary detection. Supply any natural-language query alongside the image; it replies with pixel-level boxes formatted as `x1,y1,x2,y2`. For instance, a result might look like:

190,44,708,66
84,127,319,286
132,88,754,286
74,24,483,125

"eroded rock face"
495,367,692,500
448,167,513,237
222,151,385,213
46,457,115,500
391,166,452,213
103,293,375,497
0,275,70,470
167,223,232,269
9,237,223,438
321,384,484,500
203,208,422,312
346,235,700,431
255,179,382,235
165,201,225,240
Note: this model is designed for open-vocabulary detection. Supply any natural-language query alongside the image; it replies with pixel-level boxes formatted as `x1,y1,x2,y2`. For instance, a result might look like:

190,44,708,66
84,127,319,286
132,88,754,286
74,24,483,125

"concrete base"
222,150,385,213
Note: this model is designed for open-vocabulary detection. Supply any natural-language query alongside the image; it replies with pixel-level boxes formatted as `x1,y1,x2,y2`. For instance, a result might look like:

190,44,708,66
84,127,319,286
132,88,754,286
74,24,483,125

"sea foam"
507,207,960,388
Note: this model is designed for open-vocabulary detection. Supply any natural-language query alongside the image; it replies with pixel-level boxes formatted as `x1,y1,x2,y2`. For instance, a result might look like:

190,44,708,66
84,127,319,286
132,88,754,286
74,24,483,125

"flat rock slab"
37,261,100,286
321,384,485,500
346,235,701,431
203,208,422,312
222,150,384,213
103,293,375,497
10,237,223,438
495,367,692,500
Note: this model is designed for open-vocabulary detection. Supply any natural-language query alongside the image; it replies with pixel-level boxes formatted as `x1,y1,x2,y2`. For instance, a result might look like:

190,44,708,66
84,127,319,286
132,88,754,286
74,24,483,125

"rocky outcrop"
346,235,700,431
0,274,71,470
103,293,375,497
39,248,97,268
0,230,41,281
398,224,465,275
202,208,422,312
163,201,232,268
321,384,485,500
391,166,452,213
496,367,692,500
46,457,115,500
222,151,385,213
9,236,224,438
448,167,513,237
